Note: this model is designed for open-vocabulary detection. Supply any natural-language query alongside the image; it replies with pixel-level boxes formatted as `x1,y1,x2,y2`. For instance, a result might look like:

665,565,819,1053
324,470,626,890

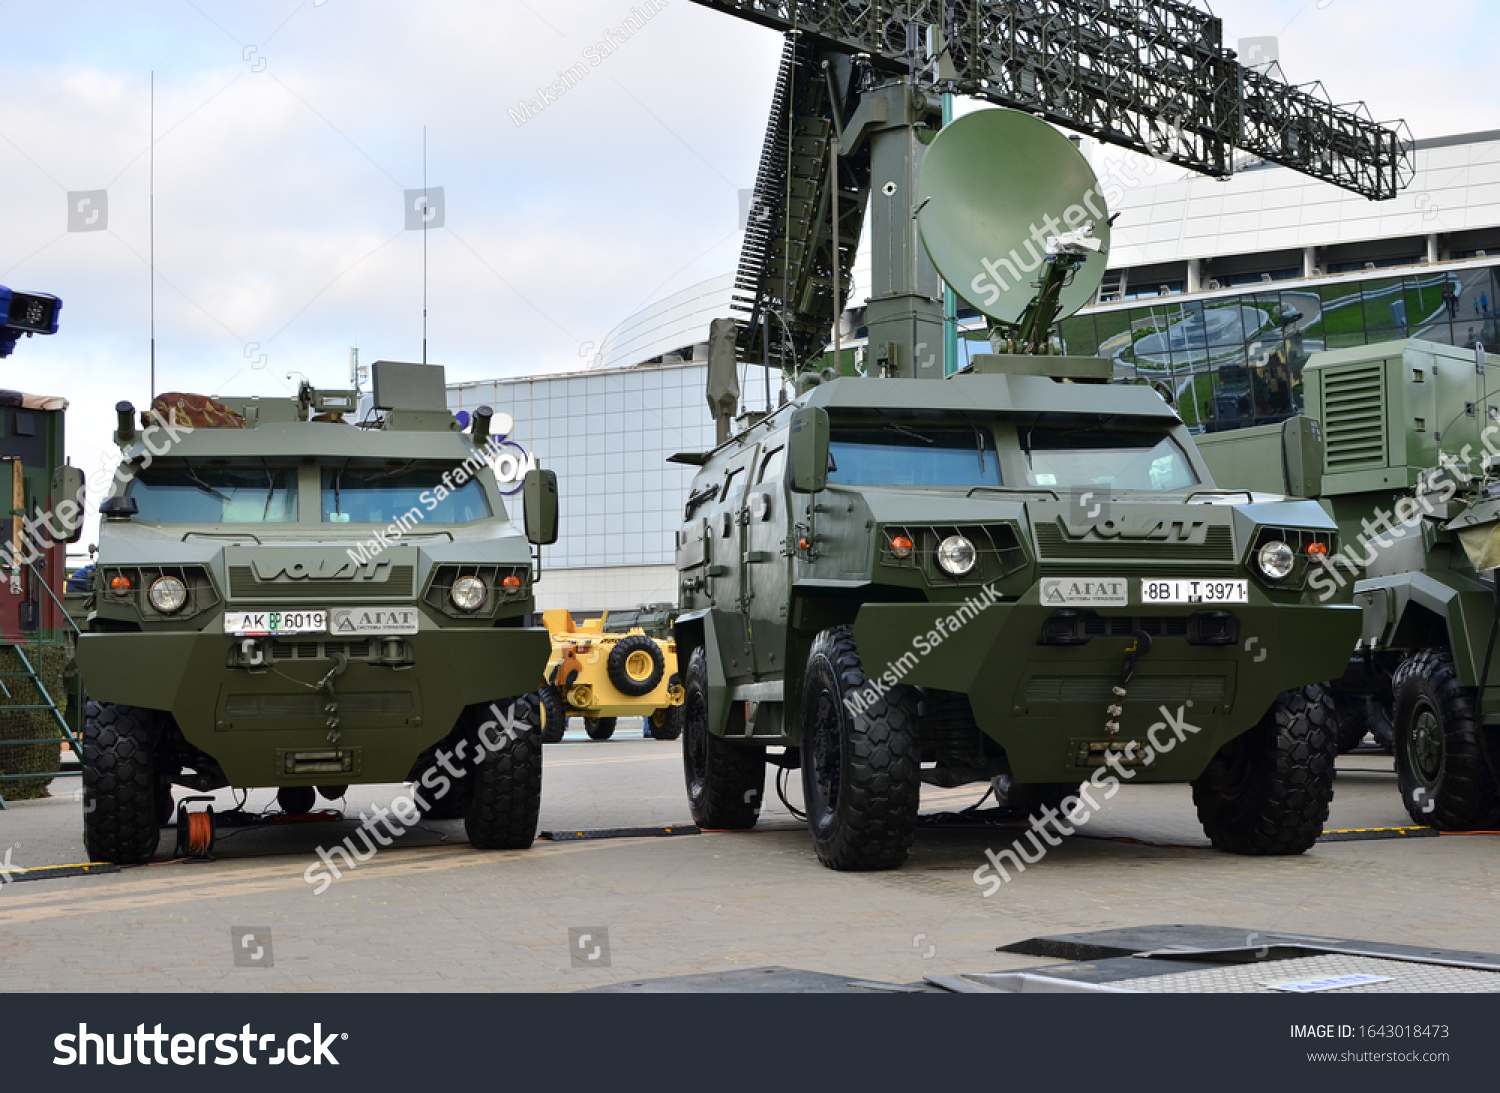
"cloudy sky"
0,0,1493,531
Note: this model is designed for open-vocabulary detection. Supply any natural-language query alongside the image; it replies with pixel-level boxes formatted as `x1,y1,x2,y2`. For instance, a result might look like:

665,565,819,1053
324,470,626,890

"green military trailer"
73,361,559,863
1198,338,1500,831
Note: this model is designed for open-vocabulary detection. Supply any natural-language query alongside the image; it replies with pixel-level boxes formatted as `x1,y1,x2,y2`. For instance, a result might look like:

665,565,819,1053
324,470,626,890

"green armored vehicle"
671,108,1363,871
74,361,558,863
1199,338,1500,830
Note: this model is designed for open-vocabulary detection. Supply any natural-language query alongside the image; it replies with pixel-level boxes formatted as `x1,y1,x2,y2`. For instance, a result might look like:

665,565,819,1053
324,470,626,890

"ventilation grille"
228,565,414,602
1034,523,1234,561
225,692,414,719
1321,363,1387,471
1024,676,1228,705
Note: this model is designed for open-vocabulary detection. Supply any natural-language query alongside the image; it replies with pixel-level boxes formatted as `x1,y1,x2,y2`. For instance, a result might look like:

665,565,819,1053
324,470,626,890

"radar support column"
842,82,945,380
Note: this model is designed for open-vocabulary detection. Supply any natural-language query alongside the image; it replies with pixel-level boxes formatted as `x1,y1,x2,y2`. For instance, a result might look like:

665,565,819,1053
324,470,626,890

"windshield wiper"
876,413,934,445
181,463,233,505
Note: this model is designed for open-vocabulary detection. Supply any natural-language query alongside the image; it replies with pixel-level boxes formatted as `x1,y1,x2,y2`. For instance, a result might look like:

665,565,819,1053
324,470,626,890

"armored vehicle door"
744,432,789,678
707,450,755,682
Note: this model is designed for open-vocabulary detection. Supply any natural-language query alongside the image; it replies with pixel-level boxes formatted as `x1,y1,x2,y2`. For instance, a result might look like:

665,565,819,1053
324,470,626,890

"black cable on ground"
776,765,805,821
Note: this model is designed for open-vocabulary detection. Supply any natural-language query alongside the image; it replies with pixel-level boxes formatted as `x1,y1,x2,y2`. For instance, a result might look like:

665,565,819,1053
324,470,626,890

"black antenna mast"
150,71,156,400
422,125,428,366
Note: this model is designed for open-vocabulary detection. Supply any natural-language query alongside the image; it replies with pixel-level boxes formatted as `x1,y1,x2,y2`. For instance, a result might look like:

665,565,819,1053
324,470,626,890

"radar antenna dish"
916,109,1111,328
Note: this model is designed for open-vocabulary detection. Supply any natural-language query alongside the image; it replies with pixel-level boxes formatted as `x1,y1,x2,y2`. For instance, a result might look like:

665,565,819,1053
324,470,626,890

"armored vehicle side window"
827,426,1000,488
1021,428,1198,491
757,444,786,483
720,466,745,503
322,462,493,524
127,464,299,523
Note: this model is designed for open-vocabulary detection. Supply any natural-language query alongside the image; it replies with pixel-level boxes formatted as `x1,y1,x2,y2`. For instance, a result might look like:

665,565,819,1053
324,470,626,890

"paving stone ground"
1,726,1494,992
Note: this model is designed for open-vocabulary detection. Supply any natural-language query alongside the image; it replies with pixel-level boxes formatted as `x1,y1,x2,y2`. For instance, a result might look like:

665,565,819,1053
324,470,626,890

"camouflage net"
149,392,245,430
0,642,70,800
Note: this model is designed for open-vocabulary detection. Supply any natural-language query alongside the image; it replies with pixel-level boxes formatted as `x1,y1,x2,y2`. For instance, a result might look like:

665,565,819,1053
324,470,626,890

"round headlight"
148,575,187,614
450,575,487,612
936,534,977,576
1256,540,1295,581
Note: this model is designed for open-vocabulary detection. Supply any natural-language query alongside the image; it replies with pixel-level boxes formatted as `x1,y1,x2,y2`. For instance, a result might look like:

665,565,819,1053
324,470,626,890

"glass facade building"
1056,260,1500,432
448,361,775,611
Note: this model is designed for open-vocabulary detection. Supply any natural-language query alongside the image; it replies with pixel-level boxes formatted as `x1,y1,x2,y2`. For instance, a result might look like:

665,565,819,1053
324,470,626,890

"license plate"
328,607,420,636
1140,579,1248,605
223,609,327,635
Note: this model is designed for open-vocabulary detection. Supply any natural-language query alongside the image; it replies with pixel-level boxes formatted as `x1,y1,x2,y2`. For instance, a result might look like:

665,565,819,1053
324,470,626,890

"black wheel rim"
1406,699,1444,785
805,665,844,837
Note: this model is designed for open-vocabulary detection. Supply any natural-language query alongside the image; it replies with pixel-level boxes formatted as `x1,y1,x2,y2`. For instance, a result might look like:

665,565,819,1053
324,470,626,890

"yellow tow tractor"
539,610,684,742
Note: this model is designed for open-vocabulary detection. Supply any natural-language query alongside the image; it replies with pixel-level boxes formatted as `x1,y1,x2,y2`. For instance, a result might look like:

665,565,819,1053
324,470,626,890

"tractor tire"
1391,649,1500,830
682,646,764,829
799,625,922,871
606,634,665,697
584,717,617,741
277,785,316,816
82,701,163,865
463,694,543,850
539,685,568,743
1192,685,1337,855
1331,691,1370,754
650,702,684,742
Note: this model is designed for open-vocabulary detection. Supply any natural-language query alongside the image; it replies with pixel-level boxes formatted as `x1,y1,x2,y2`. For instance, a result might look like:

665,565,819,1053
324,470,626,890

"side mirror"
1281,415,1324,499
788,406,830,494
522,468,559,546
51,464,84,543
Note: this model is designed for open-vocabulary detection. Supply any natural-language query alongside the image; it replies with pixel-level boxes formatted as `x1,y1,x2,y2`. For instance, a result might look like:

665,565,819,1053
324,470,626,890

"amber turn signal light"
890,535,914,559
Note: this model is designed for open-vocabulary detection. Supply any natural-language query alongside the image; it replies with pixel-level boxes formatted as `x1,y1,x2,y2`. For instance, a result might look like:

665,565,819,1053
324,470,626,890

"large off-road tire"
799,625,922,871
1330,691,1370,754
606,635,666,697
584,716,617,741
463,694,543,850
650,702,684,742
1192,685,1337,855
539,685,568,743
1391,649,1500,830
82,702,163,865
682,646,764,829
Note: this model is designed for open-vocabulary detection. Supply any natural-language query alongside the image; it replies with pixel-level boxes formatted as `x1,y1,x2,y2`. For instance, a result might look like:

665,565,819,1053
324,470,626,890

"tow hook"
319,652,349,745
1106,631,1153,737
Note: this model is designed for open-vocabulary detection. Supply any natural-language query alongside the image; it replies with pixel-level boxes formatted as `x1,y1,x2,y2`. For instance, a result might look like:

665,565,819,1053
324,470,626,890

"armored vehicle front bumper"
75,627,550,786
850,591,1360,784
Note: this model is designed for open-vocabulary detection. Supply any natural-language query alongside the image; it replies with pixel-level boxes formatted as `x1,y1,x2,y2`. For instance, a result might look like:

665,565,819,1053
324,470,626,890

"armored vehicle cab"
74,361,558,863
673,109,1362,870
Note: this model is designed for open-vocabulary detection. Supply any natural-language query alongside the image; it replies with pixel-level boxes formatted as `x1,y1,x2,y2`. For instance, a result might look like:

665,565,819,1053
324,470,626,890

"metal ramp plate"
1110,954,1500,994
